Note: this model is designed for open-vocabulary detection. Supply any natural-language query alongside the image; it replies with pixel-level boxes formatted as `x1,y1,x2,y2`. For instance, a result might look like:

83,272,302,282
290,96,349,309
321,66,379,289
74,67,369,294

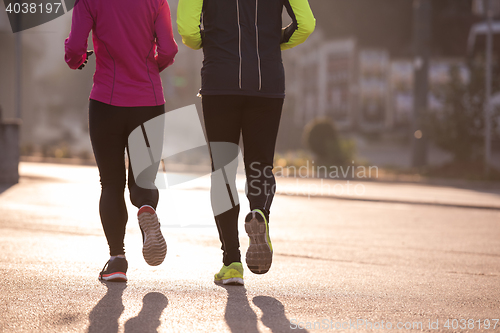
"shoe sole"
214,277,244,285
139,212,167,266
223,277,244,285
99,273,127,282
245,212,272,274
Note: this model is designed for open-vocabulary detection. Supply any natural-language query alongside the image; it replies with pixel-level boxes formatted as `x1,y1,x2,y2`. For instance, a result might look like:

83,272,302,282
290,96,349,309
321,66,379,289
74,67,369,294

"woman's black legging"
202,95,284,265
88,99,165,256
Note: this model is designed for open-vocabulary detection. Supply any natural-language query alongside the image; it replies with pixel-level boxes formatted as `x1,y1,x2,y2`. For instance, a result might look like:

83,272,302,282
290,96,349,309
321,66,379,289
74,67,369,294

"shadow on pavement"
253,296,308,332
218,286,308,333
0,183,15,196
220,285,259,333
87,282,127,333
124,292,168,333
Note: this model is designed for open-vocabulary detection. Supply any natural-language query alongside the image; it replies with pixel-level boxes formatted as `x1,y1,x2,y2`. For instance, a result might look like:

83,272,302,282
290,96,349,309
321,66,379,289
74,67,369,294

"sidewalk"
19,159,500,210
163,165,500,210
1,162,499,332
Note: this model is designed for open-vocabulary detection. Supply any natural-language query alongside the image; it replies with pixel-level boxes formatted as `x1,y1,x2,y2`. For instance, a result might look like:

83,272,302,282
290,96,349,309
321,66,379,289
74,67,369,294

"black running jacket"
177,0,315,98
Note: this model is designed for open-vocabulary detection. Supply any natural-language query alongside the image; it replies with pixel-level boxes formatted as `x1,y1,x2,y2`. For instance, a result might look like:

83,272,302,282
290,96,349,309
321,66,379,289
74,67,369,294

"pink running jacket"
65,0,178,107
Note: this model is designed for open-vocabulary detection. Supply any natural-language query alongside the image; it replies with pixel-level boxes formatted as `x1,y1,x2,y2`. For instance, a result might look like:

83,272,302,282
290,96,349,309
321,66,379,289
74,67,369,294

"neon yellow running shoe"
245,209,273,274
214,262,244,285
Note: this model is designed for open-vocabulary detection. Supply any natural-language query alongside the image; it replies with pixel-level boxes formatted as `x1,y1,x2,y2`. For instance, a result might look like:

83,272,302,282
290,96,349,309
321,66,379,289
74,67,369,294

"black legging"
202,95,283,265
89,99,165,256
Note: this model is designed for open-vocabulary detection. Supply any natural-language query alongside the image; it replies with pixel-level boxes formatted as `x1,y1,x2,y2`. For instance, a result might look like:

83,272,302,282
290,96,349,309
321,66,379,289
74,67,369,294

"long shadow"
0,183,14,196
87,282,127,333
253,296,309,333
218,285,259,333
124,292,168,333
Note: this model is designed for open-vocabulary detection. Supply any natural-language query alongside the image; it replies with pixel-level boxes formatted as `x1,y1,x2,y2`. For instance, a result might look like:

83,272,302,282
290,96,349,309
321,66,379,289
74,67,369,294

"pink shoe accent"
138,206,156,216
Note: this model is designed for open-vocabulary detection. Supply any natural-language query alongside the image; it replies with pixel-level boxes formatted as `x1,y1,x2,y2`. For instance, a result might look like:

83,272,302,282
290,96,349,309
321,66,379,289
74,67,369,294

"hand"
78,50,94,70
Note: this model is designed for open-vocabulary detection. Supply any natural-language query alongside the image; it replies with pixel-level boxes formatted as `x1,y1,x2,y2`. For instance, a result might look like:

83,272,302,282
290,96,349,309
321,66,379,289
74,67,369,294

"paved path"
0,162,499,332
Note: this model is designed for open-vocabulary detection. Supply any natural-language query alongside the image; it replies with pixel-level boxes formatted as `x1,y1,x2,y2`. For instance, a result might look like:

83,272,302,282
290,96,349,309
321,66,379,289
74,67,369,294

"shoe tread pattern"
139,212,167,266
245,211,272,274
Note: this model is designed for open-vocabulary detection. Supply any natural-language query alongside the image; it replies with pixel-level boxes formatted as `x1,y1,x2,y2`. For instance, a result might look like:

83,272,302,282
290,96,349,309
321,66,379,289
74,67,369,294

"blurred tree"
428,63,499,162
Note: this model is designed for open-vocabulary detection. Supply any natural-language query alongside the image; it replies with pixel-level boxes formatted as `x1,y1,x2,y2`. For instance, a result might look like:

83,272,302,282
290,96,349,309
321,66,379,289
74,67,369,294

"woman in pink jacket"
65,0,178,282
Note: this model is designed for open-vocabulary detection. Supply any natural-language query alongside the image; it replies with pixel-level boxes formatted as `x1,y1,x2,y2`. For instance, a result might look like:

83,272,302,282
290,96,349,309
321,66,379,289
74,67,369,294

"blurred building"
289,39,472,130
308,0,481,58
280,0,498,141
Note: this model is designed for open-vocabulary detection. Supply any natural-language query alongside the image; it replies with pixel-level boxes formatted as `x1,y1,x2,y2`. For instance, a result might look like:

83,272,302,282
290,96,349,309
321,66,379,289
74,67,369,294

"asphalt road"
0,163,499,332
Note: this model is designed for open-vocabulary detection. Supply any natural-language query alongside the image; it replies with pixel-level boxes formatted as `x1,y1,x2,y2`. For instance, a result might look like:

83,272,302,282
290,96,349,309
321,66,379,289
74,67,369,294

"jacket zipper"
236,0,242,89
255,0,262,90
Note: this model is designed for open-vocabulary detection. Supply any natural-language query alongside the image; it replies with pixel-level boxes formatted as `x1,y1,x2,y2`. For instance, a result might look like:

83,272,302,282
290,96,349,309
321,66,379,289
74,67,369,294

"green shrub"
303,118,355,166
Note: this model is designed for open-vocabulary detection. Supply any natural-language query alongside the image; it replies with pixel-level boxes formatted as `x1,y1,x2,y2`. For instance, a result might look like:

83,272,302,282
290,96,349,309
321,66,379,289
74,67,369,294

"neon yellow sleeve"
281,0,316,51
177,0,204,50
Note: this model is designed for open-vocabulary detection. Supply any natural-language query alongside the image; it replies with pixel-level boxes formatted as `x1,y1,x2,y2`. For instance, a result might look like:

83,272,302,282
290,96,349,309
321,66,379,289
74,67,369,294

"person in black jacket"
178,0,315,285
